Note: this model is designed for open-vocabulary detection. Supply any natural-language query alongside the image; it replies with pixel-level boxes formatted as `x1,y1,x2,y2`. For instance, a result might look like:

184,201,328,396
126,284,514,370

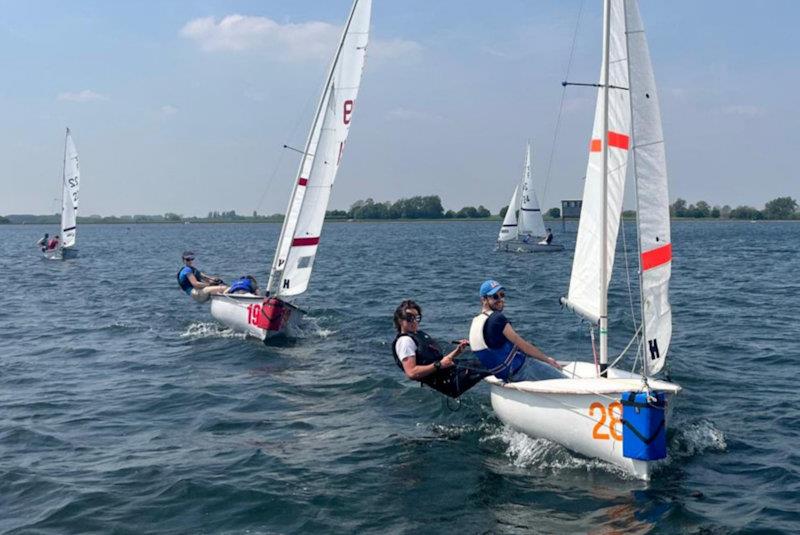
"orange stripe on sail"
590,139,602,152
641,243,672,271
607,131,629,150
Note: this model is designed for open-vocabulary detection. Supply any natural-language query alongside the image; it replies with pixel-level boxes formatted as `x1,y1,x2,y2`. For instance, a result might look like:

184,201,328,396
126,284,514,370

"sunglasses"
184,257,195,261
403,313,422,323
489,292,506,300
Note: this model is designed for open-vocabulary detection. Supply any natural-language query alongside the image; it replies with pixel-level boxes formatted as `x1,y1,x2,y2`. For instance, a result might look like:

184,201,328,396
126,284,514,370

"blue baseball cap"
480,279,504,297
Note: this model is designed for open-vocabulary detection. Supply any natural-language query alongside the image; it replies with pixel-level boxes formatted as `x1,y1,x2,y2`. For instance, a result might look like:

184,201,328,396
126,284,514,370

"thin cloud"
180,14,421,63
180,14,339,60
57,89,109,102
160,105,179,116
719,104,764,117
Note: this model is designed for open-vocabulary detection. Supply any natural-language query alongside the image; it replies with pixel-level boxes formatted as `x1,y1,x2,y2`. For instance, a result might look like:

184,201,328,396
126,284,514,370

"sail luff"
625,0,671,375
267,0,369,296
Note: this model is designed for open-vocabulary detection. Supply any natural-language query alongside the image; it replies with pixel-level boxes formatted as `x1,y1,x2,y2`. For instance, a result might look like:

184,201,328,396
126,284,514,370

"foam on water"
669,419,727,459
180,322,245,340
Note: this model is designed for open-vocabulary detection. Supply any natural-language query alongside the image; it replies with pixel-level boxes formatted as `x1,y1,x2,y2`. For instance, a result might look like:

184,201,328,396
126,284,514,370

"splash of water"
180,322,244,340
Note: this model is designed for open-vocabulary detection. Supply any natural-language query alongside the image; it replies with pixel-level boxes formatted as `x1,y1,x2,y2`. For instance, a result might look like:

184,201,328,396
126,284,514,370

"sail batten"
267,0,371,297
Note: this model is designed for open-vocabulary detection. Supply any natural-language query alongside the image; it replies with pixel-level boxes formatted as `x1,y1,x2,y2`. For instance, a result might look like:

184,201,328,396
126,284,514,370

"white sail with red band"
626,0,671,374
518,142,547,238
61,128,80,248
268,0,371,297
564,0,631,323
498,185,520,242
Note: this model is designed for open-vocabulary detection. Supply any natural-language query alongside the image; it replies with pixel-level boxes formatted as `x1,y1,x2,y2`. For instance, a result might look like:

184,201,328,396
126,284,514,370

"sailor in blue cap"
468,280,564,382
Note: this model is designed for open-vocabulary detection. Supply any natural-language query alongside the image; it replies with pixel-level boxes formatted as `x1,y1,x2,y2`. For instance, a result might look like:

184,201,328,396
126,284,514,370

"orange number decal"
590,401,623,441
590,402,609,440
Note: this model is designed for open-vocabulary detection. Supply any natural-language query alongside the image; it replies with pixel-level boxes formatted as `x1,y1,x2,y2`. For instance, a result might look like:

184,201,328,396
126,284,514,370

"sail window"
297,256,314,269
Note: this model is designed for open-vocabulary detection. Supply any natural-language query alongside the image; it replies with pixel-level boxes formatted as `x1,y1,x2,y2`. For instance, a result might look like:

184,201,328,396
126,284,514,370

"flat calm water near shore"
1,220,798,533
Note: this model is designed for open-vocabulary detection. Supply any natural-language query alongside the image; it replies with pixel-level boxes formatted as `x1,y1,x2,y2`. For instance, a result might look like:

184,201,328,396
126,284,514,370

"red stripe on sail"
590,139,602,152
641,243,672,271
292,237,320,247
607,131,630,150
298,177,308,186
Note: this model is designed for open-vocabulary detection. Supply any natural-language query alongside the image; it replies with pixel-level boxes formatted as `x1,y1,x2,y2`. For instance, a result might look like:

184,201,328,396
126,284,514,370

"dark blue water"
1,221,798,533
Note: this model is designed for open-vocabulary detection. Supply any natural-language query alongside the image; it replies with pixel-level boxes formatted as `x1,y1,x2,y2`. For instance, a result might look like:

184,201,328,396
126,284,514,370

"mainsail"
563,0,630,323
497,185,520,242
61,128,80,248
268,0,371,297
626,0,671,374
518,142,547,238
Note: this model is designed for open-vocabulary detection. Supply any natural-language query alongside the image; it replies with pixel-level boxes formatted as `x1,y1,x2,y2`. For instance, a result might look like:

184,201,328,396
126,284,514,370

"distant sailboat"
209,0,371,341
43,128,80,260
496,142,563,252
487,0,680,480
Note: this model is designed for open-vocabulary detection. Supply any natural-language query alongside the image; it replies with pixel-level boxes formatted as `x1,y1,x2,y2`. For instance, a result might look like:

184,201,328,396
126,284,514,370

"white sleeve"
395,336,418,362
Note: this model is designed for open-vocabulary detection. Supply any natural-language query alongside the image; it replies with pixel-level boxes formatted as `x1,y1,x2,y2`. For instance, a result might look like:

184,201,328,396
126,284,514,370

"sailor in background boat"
392,300,486,398
543,228,554,245
177,251,228,303
469,280,564,382
36,233,49,251
46,235,60,251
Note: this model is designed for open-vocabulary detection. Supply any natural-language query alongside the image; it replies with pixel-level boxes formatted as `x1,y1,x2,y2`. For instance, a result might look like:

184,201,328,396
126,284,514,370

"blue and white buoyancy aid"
177,266,200,294
228,276,257,294
468,311,525,381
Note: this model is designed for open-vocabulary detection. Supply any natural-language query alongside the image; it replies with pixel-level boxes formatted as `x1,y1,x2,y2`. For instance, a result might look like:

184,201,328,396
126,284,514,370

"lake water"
1,220,798,533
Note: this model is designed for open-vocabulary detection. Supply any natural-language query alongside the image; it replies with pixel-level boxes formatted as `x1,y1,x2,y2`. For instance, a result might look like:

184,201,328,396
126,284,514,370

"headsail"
563,0,630,323
268,0,371,297
497,185,520,242
518,142,547,238
626,0,671,374
61,128,80,248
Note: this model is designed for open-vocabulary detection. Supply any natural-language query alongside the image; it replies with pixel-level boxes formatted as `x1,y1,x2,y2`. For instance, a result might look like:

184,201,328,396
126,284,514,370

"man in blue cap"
176,251,227,302
468,279,564,382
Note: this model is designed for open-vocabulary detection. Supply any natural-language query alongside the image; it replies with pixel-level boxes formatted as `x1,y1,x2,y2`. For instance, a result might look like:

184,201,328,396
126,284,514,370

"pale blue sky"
2,1,798,216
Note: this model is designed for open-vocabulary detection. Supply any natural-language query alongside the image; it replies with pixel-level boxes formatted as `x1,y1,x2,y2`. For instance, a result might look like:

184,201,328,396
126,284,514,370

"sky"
1,0,798,217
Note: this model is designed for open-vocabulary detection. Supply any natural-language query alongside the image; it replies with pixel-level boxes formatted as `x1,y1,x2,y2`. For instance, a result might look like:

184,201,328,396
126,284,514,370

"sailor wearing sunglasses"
469,280,564,382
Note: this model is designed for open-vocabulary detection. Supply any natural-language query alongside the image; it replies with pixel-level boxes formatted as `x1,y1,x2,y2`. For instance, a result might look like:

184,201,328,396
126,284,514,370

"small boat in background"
496,142,564,253
209,0,371,341
43,128,80,260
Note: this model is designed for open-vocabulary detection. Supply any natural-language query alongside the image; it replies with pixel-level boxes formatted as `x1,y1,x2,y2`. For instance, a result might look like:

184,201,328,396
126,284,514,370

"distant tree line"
670,196,798,220
335,195,492,220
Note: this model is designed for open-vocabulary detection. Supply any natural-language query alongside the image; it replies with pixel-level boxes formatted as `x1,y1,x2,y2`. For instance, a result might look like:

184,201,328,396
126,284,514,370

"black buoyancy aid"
392,330,487,399
177,266,199,293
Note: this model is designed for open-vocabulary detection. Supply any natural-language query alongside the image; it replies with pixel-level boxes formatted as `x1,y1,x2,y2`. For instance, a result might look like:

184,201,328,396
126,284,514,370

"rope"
541,0,585,208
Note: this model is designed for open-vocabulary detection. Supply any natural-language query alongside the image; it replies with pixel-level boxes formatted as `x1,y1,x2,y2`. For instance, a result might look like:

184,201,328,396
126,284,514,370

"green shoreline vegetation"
2,195,797,225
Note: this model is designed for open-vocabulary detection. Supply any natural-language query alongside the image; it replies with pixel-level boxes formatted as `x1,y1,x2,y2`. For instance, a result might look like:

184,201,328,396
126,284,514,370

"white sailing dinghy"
43,128,81,260
496,142,563,252
488,0,680,480
209,0,371,341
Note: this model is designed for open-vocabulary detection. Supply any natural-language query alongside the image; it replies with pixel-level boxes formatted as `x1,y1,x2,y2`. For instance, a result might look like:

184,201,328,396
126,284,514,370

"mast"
60,127,69,233
267,0,362,296
599,0,611,376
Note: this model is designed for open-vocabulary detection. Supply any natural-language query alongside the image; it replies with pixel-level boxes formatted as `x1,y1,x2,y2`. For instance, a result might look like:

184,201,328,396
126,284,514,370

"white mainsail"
497,185,520,242
268,0,371,297
564,0,630,323
626,0,671,374
61,128,80,248
518,142,547,238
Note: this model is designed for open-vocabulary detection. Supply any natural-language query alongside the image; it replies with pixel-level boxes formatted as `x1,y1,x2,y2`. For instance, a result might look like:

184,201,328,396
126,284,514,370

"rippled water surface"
1,221,798,534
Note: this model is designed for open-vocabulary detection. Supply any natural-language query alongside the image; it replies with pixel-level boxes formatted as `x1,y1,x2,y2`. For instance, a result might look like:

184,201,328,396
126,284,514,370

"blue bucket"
621,391,667,461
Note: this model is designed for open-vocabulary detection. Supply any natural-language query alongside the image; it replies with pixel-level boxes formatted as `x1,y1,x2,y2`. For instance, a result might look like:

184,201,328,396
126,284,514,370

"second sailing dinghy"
488,0,680,480
496,142,563,252
209,0,371,341
44,128,81,260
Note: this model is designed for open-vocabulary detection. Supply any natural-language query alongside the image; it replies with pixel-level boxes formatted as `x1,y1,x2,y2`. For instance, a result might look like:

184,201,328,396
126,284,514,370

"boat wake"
668,419,726,460
486,425,635,479
180,322,245,340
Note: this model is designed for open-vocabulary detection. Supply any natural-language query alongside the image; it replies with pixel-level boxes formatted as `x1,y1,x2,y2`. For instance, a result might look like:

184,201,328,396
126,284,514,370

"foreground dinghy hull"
209,294,302,342
487,361,680,480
